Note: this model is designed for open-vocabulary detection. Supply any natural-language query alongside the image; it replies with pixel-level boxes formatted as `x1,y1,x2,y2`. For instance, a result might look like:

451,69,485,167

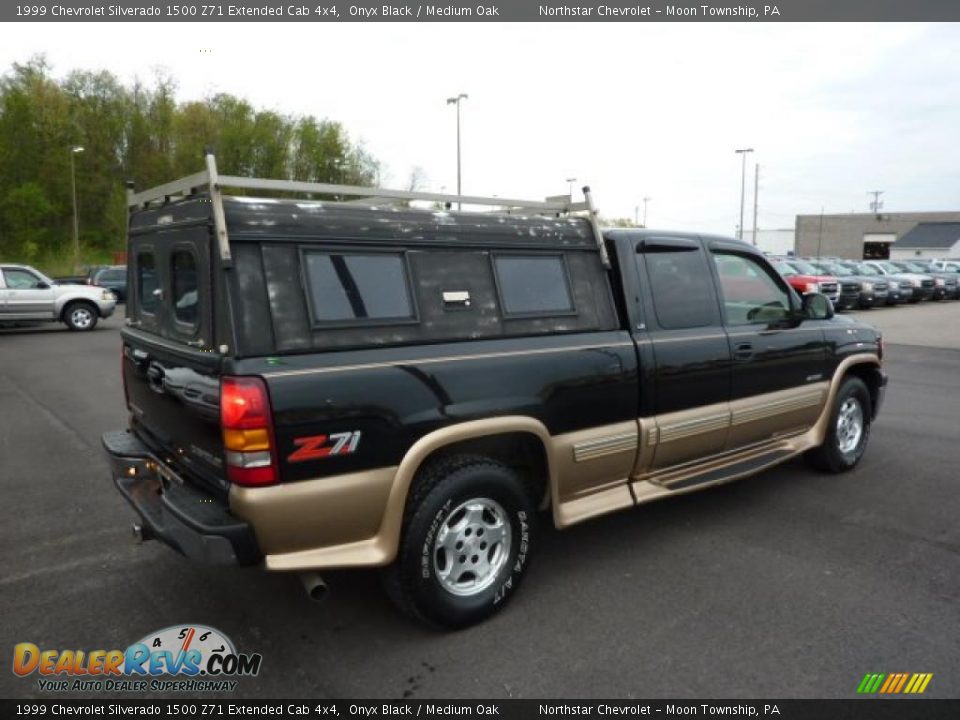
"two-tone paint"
114,198,885,574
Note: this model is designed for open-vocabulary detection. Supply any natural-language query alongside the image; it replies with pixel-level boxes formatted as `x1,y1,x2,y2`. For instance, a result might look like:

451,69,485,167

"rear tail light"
221,376,278,486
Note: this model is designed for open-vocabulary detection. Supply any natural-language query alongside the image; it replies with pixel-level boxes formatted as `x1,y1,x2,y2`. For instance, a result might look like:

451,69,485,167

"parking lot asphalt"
1,308,958,700
849,299,960,351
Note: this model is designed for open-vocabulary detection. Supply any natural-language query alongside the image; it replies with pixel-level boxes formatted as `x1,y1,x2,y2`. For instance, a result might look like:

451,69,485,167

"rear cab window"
641,247,716,329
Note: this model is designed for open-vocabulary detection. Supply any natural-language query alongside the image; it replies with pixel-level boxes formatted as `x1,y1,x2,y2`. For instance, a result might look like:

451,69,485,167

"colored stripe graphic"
893,673,909,693
857,672,932,694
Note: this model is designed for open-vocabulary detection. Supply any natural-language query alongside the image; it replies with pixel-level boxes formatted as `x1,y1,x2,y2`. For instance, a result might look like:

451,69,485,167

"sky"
2,22,959,235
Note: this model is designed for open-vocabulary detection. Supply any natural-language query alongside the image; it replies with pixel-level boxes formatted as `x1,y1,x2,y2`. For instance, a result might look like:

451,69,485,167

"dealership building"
794,211,960,260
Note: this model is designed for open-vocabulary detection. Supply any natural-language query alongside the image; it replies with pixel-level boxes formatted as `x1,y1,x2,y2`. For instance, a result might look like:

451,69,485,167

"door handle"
733,342,754,360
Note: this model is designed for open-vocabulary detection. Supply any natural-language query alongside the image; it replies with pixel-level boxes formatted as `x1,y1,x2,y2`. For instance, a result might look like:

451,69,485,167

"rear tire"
63,302,98,331
805,376,872,473
383,454,537,629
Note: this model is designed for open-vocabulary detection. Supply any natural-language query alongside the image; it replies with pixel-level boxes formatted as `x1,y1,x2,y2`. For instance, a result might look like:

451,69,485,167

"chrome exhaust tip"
132,522,153,543
299,572,329,603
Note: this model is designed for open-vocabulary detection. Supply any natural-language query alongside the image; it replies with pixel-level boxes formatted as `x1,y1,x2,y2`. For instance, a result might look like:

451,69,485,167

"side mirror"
801,292,834,320
36,281,50,290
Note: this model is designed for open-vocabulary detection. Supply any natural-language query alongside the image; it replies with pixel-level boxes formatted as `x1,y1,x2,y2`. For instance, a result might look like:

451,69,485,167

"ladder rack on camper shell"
126,153,611,268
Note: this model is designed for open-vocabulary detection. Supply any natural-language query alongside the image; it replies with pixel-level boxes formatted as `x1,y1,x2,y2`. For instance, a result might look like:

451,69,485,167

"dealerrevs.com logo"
12,624,262,693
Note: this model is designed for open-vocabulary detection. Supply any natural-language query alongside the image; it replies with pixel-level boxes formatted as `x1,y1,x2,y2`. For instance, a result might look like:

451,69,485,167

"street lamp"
446,93,468,209
70,146,84,273
735,148,753,241
642,196,651,227
565,177,577,200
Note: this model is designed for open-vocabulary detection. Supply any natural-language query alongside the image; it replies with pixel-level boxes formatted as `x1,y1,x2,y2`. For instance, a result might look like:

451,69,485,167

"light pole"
70,146,84,272
446,93,468,209
565,177,577,200
642,196,651,227
735,148,753,240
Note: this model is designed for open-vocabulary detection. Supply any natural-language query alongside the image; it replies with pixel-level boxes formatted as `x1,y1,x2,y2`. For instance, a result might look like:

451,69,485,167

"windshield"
902,262,930,273
853,263,881,276
824,263,853,276
787,259,822,275
877,261,901,273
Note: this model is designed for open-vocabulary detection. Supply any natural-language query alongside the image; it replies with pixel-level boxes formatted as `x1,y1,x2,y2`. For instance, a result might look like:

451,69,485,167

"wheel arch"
59,297,98,322
379,417,556,564
809,354,882,445
842,361,884,420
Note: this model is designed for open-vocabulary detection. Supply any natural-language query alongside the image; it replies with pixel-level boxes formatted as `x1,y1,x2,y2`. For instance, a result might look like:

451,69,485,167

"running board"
665,448,796,491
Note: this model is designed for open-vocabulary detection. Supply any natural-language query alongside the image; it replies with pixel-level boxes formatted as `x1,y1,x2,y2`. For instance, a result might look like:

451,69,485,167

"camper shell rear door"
123,215,227,496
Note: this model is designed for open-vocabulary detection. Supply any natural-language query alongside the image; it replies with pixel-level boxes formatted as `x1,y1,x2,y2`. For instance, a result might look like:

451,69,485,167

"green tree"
0,56,383,266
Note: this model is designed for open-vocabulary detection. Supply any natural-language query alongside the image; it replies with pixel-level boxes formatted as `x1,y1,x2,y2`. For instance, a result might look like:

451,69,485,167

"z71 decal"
287,431,362,463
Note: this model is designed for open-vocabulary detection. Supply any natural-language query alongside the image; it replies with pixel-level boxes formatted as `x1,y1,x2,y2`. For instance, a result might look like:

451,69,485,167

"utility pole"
816,206,825,259
642,196,651,227
868,190,884,214
70,146,84,273
751,164,759,247
446,93,468,209
735,148,754,240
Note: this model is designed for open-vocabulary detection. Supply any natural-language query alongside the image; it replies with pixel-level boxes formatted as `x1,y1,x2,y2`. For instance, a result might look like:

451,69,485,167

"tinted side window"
3,269,43,289
138,253,159,314
100,269,125,282
642,250,716,329
493,255,574,316
713,252,791,325
171,251,199,328
303,251,414,325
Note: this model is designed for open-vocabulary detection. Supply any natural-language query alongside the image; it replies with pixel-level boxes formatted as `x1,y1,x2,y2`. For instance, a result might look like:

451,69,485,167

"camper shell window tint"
171,249,199,330
492,254,576,318
302,249,417,327
138,252,159,315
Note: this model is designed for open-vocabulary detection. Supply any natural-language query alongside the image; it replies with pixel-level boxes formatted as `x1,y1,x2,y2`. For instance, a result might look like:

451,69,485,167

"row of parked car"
770,257,960,310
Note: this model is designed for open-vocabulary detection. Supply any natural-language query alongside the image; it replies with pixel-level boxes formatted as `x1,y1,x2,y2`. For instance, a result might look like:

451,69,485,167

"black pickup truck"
103,157,886,628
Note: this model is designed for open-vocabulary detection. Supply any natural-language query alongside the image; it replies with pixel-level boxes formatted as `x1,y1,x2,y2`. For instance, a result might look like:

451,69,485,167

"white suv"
0,264,117,331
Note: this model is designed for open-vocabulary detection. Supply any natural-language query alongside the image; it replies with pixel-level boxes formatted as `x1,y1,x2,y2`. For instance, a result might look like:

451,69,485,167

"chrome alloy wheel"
836,397,864,454
70,306,94,329
433,497,512,597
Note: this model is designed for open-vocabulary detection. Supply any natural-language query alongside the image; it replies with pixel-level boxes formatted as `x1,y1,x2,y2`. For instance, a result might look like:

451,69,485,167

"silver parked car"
0,264,117,331
862,260,935,302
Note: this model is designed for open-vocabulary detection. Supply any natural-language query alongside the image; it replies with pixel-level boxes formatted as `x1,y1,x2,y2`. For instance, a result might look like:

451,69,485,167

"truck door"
1,266,56,319
708,244,828,450
633,237,732,472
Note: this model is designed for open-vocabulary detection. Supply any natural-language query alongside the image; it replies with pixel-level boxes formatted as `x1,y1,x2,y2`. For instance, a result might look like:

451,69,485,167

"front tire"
805,376,872,473
63,302,98,331
384,455,537,629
